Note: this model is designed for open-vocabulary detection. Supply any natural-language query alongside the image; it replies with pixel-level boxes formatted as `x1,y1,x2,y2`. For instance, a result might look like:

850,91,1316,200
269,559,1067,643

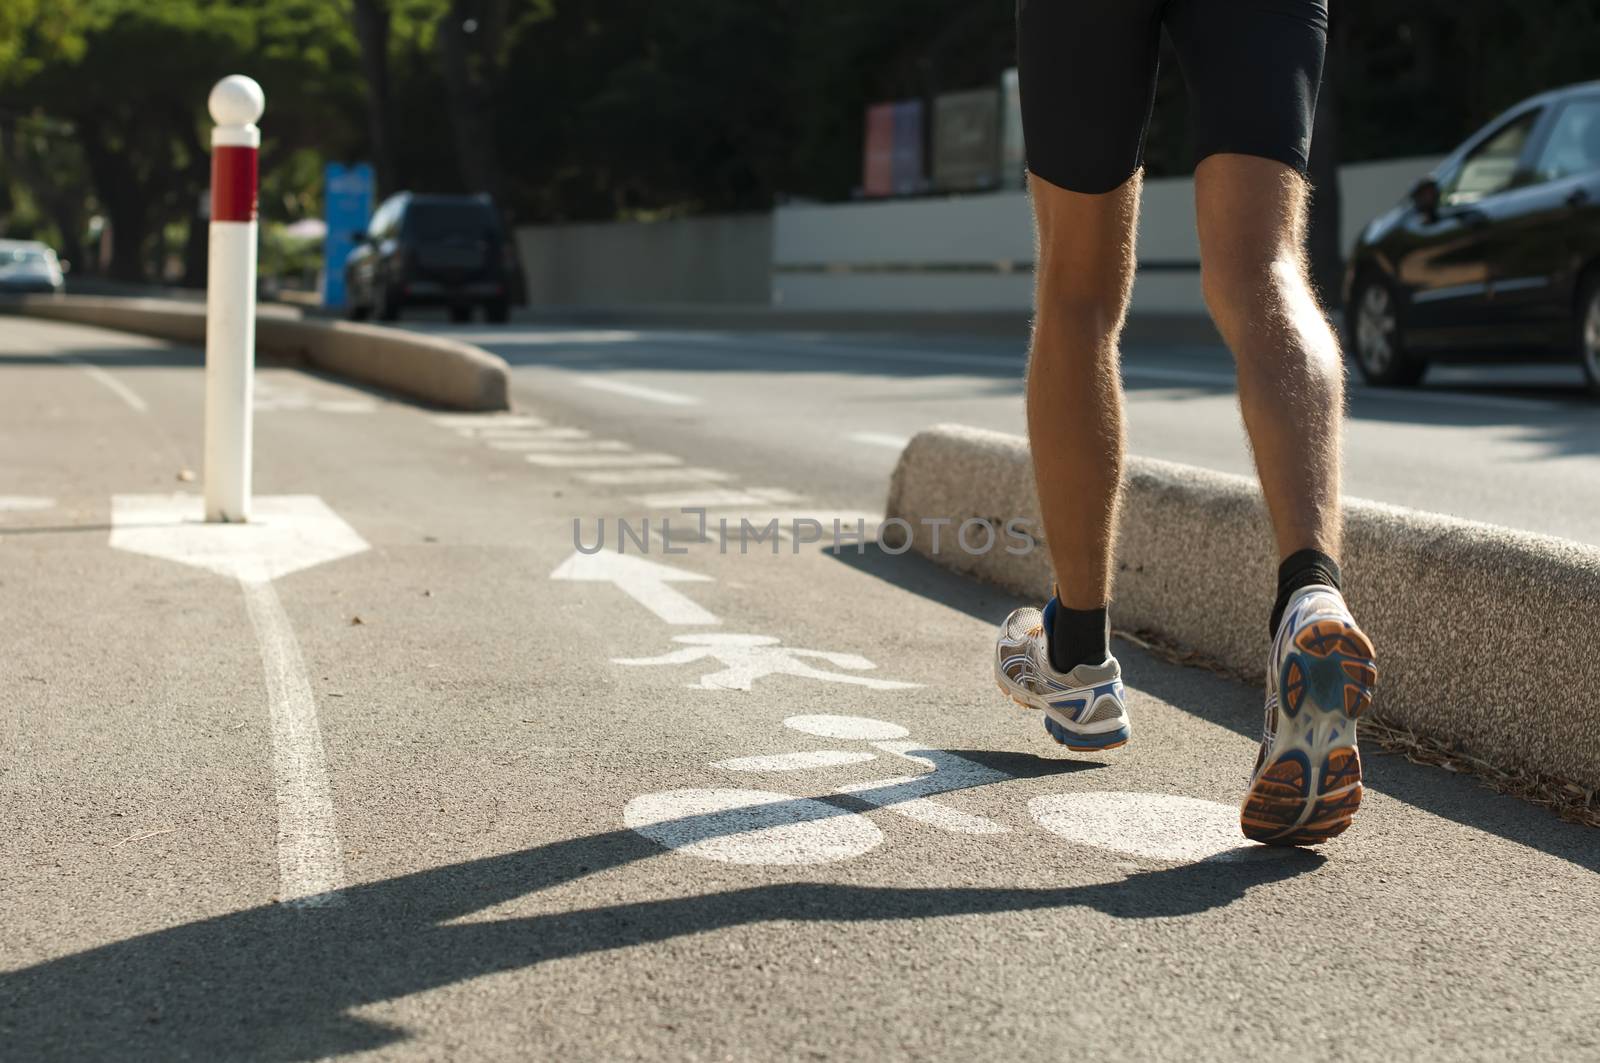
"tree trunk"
351,0,398,195
79,118,149,283
173,113,211,288
436,0,505,201
1306,14,1345,312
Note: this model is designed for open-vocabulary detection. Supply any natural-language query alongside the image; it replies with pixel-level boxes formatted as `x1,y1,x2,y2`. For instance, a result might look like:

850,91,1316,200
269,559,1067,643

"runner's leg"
1167,0,1340,561
1016,0,1162,610
1166,0,1376,844
1026,174,1140,608
1193,155,1343,559
996,0,1160,749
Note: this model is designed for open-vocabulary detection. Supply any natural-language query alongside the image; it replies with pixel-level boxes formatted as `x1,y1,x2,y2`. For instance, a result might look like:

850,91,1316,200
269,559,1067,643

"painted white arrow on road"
551,550,720,626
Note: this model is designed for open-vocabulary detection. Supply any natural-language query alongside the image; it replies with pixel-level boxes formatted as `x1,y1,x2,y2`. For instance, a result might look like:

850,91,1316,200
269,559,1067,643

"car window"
402,203,499,242
368,199,398,239
1533,97,1600,183
1444,110,1539,205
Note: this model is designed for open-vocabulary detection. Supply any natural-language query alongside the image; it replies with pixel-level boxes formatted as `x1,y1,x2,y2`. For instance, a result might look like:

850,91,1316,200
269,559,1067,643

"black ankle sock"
1045,597,1110,673
1269,549,1342,635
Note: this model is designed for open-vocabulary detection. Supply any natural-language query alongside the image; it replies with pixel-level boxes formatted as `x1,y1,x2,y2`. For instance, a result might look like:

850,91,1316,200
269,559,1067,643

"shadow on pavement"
940,748,1108,778
827,542,1600,876
825,541,1030,626
0,345,202,369
0,809,1320,1062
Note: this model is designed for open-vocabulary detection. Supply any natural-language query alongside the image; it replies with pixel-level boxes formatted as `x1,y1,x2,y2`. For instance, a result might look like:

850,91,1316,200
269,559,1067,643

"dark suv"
344,193,516,323
1345,81,1600,395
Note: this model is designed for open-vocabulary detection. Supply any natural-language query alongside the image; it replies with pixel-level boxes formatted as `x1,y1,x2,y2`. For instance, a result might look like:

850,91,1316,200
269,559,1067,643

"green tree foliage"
1,0,363,282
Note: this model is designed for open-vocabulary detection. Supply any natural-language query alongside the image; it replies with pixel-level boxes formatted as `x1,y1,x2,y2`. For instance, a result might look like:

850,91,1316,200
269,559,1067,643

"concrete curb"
885,423,1600,790
2,294,510,411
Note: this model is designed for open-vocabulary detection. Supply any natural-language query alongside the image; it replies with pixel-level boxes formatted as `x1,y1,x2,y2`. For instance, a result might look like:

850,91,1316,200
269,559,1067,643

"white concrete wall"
516,156,1438,313
516,212,772,306
773,156,1438,313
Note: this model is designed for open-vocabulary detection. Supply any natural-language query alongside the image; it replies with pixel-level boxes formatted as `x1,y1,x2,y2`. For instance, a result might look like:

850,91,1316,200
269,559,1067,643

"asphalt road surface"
3,316,1598,1062
407,320,1600,546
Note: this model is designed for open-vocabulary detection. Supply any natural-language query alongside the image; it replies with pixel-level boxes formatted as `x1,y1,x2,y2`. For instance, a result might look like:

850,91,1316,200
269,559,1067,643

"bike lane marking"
1029,792,1259,863
623,789,885,865
551,549,720,625
109,493,368,905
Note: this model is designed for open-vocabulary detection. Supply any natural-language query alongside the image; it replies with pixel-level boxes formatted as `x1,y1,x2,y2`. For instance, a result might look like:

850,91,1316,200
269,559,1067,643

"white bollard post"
204,75,265,523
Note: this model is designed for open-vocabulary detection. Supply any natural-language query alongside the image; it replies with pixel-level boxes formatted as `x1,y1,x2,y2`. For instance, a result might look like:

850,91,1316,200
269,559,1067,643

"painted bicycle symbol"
623,715,1263,866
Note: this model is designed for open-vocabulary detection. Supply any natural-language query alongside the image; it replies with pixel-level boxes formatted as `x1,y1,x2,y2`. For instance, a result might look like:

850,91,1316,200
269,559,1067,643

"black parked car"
1345,80,1600,395
345,192,516,324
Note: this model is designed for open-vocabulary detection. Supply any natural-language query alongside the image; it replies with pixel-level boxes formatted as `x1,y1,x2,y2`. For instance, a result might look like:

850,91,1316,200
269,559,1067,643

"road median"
1,293,509,411
885,423,1600,791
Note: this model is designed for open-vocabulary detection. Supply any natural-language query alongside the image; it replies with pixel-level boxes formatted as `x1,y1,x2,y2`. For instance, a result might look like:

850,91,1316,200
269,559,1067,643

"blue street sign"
321,162,375,309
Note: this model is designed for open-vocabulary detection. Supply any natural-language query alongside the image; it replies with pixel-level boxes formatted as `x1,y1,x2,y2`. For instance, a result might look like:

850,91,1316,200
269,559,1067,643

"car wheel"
485,300,510,324
1577,274,1600,398
449,305,473,324
1350,276,1426,387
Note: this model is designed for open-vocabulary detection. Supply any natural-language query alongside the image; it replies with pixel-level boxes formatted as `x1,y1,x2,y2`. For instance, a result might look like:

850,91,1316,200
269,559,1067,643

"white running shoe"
1241,584,1378,846
994,600,1130,751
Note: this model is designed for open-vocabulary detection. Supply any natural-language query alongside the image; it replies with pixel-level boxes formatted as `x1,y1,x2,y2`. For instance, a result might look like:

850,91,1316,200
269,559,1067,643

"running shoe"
1241,584,1378,846
994,599,1130,751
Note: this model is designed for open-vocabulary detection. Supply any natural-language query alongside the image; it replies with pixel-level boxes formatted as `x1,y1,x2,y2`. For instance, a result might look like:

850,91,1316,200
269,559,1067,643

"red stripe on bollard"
211,145,259,223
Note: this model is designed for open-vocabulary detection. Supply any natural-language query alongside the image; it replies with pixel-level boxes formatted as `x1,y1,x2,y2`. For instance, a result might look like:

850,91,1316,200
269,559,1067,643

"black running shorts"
1017,0,1328,194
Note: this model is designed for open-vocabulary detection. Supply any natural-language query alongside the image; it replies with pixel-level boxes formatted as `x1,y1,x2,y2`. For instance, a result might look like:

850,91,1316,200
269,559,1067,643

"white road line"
56,355,148,413
460,425,556,439
1348,385,1559,413
478,427,592,442
0,495,54,516
1121,363,1566,412
849,432,911,450
432,415,546,430
577,467,734,485
714,750,878,772
672,333,1018,372
490,439,630,453
630,487,806,510
443,329,644,345
716,510,882,542
626,332,1576,413
238,566,345,906
106,494,368,905
525,452,682,468
577,377,700,406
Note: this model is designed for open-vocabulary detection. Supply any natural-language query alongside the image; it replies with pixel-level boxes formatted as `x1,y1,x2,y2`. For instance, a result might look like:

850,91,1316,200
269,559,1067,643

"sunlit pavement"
3,316,1598,1062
